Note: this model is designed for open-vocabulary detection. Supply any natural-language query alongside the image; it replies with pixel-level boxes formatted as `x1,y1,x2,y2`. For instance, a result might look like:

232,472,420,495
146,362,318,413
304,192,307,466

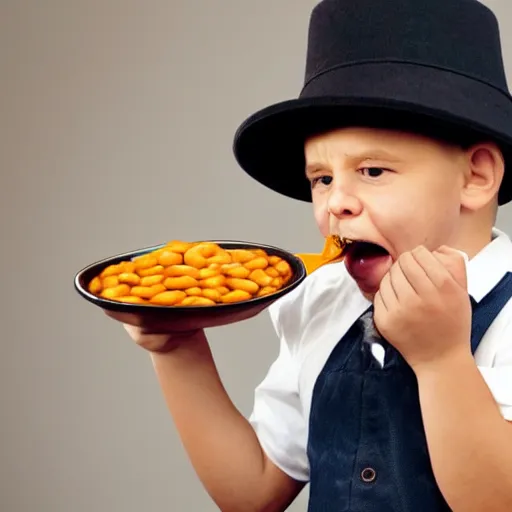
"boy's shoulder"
467,228,512,302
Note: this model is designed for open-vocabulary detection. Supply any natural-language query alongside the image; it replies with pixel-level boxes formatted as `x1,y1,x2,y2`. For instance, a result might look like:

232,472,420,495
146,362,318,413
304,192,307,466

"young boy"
106,0,512,510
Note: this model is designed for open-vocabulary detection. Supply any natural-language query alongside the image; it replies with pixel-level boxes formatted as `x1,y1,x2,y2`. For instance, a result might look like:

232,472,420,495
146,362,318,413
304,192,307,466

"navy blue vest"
307,273,512,512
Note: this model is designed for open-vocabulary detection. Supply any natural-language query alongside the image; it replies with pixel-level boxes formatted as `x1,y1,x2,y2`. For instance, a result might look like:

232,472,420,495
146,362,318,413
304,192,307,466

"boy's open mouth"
342,239,392,285
344,240,389,260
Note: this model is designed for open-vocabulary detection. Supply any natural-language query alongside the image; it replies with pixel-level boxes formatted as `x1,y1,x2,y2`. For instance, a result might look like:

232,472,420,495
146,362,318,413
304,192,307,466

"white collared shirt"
249,228,512,482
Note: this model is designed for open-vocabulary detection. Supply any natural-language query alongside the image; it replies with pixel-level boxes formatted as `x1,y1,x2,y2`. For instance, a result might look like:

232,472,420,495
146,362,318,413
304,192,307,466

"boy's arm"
416,353,512,512
373,246,512,511
148,330,304,512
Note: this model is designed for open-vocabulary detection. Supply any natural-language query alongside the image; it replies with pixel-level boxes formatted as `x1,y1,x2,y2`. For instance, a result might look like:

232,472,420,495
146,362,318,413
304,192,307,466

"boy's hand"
121,321,202,353
374,245,472,370
103,307,257,353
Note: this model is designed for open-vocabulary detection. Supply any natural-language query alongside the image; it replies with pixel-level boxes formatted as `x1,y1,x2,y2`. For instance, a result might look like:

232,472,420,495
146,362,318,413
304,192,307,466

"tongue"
345,243,390,280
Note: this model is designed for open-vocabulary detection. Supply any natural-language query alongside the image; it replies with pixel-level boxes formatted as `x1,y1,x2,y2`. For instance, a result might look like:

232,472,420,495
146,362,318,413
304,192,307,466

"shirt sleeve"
248,300,310,482
478,340,512,421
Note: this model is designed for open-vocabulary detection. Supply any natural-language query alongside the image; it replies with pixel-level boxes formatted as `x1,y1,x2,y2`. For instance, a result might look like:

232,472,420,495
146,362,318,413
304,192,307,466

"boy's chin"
359,288,377,302
356,284,379,303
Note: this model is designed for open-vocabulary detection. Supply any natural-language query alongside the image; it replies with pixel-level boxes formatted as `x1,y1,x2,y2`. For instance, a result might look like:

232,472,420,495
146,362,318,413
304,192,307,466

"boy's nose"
327,186,363,218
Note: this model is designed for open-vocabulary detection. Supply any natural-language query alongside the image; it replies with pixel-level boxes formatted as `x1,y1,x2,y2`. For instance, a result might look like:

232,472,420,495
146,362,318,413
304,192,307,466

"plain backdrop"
1,1,512,511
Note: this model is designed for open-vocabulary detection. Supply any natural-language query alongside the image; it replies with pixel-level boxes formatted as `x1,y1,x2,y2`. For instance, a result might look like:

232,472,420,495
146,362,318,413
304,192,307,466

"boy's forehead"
305,127,417,159
303,126,460,164
306,126,423,148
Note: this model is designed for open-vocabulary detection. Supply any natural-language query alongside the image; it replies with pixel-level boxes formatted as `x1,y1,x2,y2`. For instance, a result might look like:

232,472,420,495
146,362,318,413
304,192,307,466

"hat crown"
305,0,508,92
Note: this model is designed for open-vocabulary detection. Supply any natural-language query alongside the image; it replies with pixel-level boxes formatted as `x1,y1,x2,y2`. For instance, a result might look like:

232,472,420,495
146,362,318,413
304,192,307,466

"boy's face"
305,127,468,298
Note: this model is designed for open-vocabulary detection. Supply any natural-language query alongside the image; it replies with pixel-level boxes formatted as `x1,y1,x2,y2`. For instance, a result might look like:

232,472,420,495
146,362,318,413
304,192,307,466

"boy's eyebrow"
344,149,403,163
305,163,324,178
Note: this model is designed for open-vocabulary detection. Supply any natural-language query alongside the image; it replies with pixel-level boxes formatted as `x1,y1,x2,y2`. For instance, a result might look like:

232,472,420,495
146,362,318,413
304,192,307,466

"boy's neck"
456,214,495,260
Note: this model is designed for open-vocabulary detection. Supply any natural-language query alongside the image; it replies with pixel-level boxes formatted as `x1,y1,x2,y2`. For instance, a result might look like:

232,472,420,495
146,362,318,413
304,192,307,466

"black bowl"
74,240,307,329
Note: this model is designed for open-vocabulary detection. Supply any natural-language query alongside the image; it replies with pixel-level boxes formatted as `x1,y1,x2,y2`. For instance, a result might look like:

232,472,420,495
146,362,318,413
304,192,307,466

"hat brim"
233,62,512,205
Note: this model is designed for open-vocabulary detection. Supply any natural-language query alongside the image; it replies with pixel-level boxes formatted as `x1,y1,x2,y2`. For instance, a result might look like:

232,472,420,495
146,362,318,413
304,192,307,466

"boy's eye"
361,167,385,178
311,175,333,187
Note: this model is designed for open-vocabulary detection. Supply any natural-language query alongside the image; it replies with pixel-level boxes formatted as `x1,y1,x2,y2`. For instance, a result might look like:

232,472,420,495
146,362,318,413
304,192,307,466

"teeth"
331,235,353,254
335,236,353,246
329,235,354,254
331,235,342,247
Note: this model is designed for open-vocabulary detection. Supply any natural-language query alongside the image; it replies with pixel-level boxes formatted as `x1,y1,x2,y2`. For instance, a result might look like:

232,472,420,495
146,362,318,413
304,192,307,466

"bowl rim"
74,239,307,312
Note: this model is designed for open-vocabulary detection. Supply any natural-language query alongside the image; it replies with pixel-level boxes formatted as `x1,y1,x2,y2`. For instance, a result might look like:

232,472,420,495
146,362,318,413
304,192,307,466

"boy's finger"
396,250,435,296
432,246,468,289
410,245,453,288
389,257,417,300
378,272,398,309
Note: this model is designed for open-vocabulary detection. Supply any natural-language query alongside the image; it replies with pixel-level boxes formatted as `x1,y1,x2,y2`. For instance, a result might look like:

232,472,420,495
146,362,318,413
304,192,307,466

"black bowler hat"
233,0,512,205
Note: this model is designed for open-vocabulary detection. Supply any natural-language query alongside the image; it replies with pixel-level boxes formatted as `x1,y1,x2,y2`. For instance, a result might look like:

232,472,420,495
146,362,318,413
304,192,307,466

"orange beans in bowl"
75,240,306,314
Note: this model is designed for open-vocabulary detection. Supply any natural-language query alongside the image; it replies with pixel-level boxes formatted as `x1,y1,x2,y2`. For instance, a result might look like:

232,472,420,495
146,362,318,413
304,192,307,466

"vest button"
361,467,377,483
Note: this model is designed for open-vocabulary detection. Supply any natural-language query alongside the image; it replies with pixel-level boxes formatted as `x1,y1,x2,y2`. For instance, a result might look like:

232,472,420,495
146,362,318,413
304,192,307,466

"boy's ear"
460,142,504,211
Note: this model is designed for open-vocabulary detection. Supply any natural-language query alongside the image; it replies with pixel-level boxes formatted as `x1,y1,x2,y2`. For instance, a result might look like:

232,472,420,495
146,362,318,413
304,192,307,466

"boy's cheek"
313,203,330,237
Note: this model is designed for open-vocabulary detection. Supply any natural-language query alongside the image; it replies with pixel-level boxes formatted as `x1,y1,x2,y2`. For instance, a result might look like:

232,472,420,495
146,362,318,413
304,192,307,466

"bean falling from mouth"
295,235,350,275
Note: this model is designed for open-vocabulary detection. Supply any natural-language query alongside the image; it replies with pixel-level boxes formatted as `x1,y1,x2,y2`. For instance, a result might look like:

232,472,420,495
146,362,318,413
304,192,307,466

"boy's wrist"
411,344,475,380
149,329,207,355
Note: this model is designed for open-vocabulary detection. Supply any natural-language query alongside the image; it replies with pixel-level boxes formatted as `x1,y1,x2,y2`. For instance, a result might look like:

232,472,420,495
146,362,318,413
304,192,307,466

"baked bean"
102,276,119,288
230,250,256,264
275,260,292,276
221,263,251,279
150,290,187,306
88,277,102,294
181,296,216,306
185,287,203,296
138,265,165,277
163,276,199,290
164,265,200,279
268,255,281,266
198,267,221,279
199,275,226,288
100,264,122,278
119,261,136,273
221,290,252,303
131,284,166,299
249,269,273,287
208,253,232,265
244,257,269,270
225,278,259,295
117,296,147,304
139,275,163,286
164,241,194,254
157,250,183,267
101,284,131,299
119,273,141,286
202,288,223,302
257,286,277,297
133,255,158,270
271,277,284,288
265,267,279,278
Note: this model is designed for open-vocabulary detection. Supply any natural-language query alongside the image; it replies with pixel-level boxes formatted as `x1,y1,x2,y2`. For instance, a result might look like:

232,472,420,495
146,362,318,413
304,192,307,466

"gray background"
1,1,511,511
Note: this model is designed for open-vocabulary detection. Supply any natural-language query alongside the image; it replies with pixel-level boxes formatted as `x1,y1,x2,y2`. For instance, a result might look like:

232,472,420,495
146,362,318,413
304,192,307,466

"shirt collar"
467,227,512,303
